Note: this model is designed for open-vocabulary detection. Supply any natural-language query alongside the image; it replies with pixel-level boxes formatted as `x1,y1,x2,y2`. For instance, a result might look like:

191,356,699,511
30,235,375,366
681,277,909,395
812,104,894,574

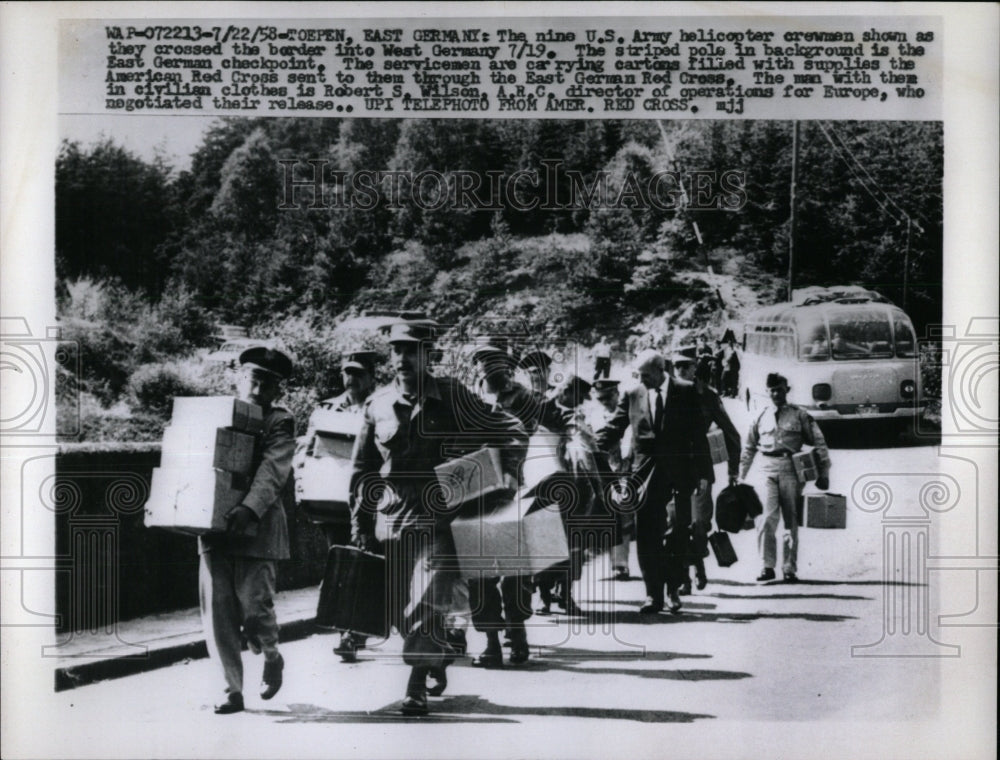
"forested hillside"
55,118,943,439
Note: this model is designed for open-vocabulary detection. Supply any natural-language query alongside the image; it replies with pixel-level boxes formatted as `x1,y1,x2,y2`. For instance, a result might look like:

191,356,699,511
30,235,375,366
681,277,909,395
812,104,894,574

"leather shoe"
470,648,504,669
756,568,776,582
400,692,428,716
695,569,708,590
426,667,447,697
678,582,692,596
558,597,583,616
214,692,244,715
668,591,683,614
613,566,630,581
508,626,529,664
639,597,663,614
334,635,358,663
783,571,799,583
259,653,283,700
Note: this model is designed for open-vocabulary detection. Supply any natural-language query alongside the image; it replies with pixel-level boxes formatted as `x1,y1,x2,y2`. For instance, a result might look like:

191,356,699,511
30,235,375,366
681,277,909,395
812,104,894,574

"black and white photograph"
1,4,996,760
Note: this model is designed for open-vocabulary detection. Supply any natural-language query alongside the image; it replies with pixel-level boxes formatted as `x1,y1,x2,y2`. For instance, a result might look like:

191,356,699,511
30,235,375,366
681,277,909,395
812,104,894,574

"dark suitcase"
708,531,738,567
715,485,746,533
315,545,389,638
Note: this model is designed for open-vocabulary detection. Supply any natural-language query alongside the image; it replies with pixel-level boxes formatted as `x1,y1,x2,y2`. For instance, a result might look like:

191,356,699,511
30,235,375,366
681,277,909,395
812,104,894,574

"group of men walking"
198,320,830,716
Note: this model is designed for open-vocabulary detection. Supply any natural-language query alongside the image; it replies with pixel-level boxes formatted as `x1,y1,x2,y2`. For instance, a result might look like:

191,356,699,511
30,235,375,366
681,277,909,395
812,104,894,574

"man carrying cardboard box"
739,373,831,584
199,346,295,715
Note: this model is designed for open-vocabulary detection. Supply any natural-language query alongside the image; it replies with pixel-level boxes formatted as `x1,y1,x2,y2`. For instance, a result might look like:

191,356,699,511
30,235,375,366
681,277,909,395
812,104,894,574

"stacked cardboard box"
434,447,510,509
145,397,262,535
707,428,728,465
803,493,847,529
792,450,820,483
450,496,569,578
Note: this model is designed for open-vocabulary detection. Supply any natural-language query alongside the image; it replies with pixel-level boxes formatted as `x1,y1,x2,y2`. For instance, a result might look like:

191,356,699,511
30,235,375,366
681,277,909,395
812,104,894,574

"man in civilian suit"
596,349,713,614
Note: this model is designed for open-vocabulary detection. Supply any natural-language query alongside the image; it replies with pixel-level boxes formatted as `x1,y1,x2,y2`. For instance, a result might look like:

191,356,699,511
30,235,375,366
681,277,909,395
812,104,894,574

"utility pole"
902,215,911,310
787,120,799,302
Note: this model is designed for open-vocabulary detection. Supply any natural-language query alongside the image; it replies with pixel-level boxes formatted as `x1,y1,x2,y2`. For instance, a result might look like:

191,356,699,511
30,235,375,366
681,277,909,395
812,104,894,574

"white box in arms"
144,467,248,535
804,493,847,529
309,408,362,437
450,497,569,578
707,428,728,466
295,456,353,524
792,450,820,483
169,397,263,434
521,429,564,495
159,425,256,475
434,447,510,509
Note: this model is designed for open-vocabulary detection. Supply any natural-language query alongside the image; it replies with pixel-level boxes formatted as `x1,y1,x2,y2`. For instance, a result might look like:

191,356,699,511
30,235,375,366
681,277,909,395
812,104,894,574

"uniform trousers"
381,525,459,668
690,485,714,558
756,456,801,573
199,552,280,695
469,574,534,632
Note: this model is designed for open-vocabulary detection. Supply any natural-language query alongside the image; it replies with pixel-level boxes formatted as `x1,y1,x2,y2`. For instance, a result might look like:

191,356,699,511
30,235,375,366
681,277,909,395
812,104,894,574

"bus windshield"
828,308,894,359
798,313,830,361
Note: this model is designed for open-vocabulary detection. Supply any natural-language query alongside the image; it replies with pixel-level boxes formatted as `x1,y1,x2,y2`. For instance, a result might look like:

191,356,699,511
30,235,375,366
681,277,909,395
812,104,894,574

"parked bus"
740,287,923,425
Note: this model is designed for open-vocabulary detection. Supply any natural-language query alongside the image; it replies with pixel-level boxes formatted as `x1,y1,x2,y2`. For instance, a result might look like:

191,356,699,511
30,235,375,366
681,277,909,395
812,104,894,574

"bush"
127,361,214,419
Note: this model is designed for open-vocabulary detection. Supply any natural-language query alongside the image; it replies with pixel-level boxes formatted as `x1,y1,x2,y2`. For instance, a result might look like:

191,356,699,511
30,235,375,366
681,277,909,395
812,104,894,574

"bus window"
828,309,893,359
894,318,917,357
798,315,829,360
774,333,795,358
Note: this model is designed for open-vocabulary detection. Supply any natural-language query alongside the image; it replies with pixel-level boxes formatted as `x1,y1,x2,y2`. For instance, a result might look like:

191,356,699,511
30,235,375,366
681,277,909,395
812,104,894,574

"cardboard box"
170,397,264,434
435,447,510,509
804,493,847,529
792,450,819,484
159,425,256,475
707,428,728,466
450,496,569,578
144,467,248,535
294,455,353,524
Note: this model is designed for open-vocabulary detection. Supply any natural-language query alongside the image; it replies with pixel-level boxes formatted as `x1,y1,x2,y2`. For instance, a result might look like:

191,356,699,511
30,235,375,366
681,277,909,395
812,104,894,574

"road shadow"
708,578,924,587
511,658,752,683
707,592,872,601
432,694,714,723
256,703,516,725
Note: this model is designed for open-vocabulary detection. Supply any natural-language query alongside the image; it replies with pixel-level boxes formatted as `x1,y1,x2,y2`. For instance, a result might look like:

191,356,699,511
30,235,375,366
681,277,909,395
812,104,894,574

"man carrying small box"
739,372,831,583
199,346,296,714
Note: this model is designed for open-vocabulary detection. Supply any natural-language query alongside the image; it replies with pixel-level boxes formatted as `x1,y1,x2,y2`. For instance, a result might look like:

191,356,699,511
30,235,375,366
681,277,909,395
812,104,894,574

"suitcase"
707,428,728,466
315,545,389,638
792,450,819,484
804,493,847,529
434,447,510,509
708,531,738,567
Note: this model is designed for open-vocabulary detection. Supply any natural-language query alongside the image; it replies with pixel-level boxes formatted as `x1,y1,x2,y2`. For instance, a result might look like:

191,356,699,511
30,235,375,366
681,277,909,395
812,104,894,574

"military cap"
239,346,294,380
517,348,553,371
766,372,789,388
342,350,378,373
671,351,697,366
469,334,513,362
382,320,438,345
593,378,620,395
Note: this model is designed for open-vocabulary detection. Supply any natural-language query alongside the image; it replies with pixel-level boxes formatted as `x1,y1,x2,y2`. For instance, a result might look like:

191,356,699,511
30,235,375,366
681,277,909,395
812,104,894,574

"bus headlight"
900,380,916,399
812,383,832,402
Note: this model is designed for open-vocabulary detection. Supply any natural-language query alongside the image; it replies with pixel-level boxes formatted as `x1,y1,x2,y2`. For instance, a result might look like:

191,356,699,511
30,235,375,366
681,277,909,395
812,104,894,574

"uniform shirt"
350,373,527,539
583,399,621,471
739,403,830,480
318,390,366,414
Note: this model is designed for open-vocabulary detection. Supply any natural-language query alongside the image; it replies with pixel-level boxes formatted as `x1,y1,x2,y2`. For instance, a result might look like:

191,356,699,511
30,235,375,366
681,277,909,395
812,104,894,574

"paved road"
11,436,992,759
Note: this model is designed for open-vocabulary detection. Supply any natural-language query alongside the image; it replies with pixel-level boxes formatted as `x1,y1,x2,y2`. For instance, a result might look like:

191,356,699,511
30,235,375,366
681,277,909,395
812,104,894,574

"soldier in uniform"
200,347,295,715
349,321,528,715
739,373,831,583
518,348,554,398
673,354,740,591
585,379,632,581
464,340,543,667
313,350,378,663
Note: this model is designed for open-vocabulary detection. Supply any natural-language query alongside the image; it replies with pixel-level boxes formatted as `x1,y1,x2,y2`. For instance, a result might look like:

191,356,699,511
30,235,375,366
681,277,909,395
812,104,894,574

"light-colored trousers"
755,456,801,574
199,552,280,695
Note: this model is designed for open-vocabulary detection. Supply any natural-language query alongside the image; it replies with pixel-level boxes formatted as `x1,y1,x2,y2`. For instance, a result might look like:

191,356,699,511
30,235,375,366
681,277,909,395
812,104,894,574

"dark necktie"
654,388,663,433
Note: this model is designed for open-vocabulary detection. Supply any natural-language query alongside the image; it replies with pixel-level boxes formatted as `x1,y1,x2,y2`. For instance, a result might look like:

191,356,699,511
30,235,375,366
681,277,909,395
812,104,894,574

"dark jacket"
596,378,713,499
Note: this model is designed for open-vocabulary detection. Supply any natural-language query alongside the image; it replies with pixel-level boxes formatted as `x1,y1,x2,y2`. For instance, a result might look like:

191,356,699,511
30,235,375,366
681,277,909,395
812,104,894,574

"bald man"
596,350,713,614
